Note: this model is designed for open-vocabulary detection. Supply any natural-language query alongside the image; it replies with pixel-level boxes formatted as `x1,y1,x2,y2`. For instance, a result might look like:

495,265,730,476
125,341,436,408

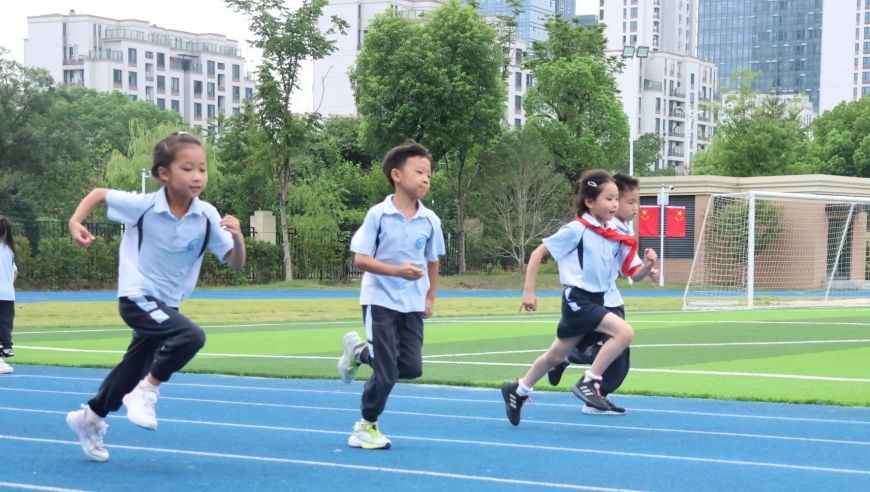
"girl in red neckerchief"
501,169,657,426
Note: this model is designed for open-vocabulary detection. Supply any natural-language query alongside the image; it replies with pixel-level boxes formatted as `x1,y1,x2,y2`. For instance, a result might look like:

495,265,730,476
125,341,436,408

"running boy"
502,169,657,426
546,174,659,415
65,132,246,461
0,216,17,375
337,140,445,450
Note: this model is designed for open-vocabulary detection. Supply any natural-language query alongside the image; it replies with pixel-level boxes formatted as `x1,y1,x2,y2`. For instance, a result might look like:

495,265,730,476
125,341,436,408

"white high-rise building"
601,0,717,174
314,0,533,127
24,10,256,127
820,0,870,112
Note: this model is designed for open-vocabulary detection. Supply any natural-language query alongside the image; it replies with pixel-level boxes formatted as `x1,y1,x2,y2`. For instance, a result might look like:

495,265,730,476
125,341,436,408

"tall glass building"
698,0,823,110
477,0,574,42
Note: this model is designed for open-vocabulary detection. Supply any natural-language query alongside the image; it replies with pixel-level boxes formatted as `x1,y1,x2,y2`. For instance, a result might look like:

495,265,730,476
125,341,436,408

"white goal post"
683,191,870,310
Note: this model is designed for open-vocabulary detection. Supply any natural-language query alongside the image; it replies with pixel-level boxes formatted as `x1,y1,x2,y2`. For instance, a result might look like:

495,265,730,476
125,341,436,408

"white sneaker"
0,359,12,374
66,406,109,462
123,381,159,430
348,421,392,450
338,332,366,383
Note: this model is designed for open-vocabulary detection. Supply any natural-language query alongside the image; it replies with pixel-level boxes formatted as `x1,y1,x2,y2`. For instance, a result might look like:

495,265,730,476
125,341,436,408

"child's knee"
185,325,206,351
398,363,422,380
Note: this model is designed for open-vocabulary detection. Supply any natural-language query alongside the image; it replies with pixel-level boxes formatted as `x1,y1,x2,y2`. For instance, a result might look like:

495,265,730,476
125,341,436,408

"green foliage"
806,97,870,178
106,121,192,192
523,17,629,181
613,133,667,175
710,198,784,261
692,70,812,177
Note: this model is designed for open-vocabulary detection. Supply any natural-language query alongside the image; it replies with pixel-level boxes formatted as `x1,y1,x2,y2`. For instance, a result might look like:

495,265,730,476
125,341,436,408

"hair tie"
587,181,597,187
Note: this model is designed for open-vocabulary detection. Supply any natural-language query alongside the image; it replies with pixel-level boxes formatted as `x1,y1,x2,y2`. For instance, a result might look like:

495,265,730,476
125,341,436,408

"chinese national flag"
666,206,687,238
638,206,659,237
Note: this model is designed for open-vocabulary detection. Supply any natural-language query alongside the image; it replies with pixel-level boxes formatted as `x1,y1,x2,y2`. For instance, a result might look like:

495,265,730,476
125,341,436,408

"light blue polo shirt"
107,188,235,308
0,243,17,301
351,195,446,313
542,213,642,294
604,218,635,307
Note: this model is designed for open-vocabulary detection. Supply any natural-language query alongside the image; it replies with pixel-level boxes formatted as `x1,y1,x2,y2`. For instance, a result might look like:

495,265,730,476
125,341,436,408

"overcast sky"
1,0,598,111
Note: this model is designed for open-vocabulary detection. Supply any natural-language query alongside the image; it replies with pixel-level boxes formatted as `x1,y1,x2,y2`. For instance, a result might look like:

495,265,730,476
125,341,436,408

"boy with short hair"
547,173,659,415
338,140,445,450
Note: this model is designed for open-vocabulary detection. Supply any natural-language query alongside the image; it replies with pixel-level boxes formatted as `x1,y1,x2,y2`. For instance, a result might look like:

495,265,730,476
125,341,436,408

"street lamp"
621,45,650,176
141,169,151,194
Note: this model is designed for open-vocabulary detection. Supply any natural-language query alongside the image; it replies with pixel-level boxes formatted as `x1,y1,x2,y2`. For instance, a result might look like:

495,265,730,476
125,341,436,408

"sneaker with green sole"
338,332,366,383
348,421,392,450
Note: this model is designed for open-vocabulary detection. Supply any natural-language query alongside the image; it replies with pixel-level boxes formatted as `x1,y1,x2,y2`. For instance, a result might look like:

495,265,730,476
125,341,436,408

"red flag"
666,206,686,238
638,206,659,237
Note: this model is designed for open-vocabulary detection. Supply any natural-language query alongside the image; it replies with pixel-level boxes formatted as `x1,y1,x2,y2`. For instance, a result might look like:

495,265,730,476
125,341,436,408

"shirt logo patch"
415,237,426,250
187,239,202,251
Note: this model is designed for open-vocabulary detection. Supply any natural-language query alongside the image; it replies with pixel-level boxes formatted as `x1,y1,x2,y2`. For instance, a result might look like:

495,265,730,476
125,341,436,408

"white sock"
140,379,160,392
361,418,375,426
583,371,602,383
516,379,533,396
85,407,103,424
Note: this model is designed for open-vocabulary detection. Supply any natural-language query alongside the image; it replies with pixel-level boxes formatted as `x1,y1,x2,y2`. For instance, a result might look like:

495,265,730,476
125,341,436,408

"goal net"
683,191,870,310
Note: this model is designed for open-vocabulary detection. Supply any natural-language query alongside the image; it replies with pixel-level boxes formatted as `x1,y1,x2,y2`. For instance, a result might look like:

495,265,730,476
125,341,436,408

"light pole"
621,45,649,176
685,110,700,175
141,169,151,194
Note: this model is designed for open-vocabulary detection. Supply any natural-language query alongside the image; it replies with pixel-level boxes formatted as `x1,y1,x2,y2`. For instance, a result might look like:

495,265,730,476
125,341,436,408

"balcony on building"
63,56,86,66
89,49,123,62
643,79,663,92
104,29,145,42
670,88,686,99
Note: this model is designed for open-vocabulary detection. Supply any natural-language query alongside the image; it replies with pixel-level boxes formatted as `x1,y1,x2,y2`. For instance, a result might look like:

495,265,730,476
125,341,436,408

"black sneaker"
0,348,12,359
547,362,570,386
582,399,626,416
501,380,529,426
570,380,609,411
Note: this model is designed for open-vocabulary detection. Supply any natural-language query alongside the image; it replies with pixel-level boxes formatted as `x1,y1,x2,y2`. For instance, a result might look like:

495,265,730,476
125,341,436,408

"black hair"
151,131,205,182
572,169,615,215
0,216,16,257
613,173,640,193
381,140,433,187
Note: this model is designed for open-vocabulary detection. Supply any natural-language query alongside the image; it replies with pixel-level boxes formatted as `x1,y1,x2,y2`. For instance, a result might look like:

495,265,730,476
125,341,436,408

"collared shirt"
107,188,235,308
542,213,642,294
0,243,17,301
350,195,446,313
604,218,635,307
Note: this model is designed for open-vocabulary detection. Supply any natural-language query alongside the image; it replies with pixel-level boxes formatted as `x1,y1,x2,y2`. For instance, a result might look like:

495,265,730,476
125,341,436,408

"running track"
1,365,869,491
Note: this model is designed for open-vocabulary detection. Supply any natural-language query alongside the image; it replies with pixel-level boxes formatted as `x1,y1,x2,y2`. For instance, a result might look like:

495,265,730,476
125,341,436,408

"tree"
106,121,191,193
351,0,506,272
613,133,666,175
478,126,568,274
523,17,629,182
320,116,378,168
692,70,813,177
805,97,870,178
225,0,348,281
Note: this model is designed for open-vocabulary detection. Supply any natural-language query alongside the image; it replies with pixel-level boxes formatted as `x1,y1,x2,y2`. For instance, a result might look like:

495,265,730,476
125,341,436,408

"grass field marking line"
14,329,131,336
424,339,870,358
2,413,870,478
0,435,642,492
5,394,869,448
12,346,336,360
0,482,95,492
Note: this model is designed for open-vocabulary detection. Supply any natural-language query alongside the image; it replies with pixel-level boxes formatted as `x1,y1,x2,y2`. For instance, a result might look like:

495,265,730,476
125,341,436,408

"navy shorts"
556,287,611,339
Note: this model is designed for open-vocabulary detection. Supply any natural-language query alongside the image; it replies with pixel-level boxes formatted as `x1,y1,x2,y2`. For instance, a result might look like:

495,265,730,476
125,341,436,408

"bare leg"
520,335,582,389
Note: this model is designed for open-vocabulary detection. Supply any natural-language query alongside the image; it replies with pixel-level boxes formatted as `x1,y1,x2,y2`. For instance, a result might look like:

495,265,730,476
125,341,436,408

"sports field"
9,295,870,407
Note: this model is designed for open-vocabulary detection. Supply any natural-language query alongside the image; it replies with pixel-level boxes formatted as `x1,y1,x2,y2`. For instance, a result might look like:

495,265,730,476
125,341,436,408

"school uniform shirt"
107,188,235,308
542,213,642,294
350,195,446,313
603,218,635,308
0,242,17,301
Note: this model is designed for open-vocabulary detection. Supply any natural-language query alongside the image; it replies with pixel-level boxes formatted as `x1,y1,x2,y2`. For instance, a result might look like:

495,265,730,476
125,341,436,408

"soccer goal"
683,191,870,310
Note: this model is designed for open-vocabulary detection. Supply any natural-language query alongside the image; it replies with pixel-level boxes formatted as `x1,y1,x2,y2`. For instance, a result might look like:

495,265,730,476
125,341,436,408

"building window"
655,98,661,111
145,51,153,59
157,76,165,90
171,77,180,92
157,53,165,68
207,61,215,75
194,103,202,118
514,119,522,128
218,62,225,70
194,81,203,95
631,21,637,31
232,64,241,79
233,107,240,116
515,49,523,66
245,88,253,101
207,82,215,96
526,74,533,87
63,23,66,35
514,95,522,110
128,48,137,63
515,72,522,88
129,95,137,102
630,7,637,17
233,86,240,101
631,35,638,44
113,69,122,85
208,104,216,117
128,72,137,88
218,74,225,88
218,95,225,109
691,73,695,84
157,98,165,110
171,100,180,112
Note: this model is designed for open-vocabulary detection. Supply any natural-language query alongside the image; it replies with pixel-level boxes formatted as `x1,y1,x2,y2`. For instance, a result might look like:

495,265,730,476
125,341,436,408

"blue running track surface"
1,365,869,492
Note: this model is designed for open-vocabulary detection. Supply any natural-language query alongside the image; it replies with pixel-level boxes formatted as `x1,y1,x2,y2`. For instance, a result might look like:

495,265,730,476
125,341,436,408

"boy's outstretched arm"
425,258,440,319
520,244,549,313
355,254,425,281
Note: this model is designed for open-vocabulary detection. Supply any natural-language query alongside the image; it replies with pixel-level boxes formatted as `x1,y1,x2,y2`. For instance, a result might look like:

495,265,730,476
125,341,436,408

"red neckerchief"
576,217,641,277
